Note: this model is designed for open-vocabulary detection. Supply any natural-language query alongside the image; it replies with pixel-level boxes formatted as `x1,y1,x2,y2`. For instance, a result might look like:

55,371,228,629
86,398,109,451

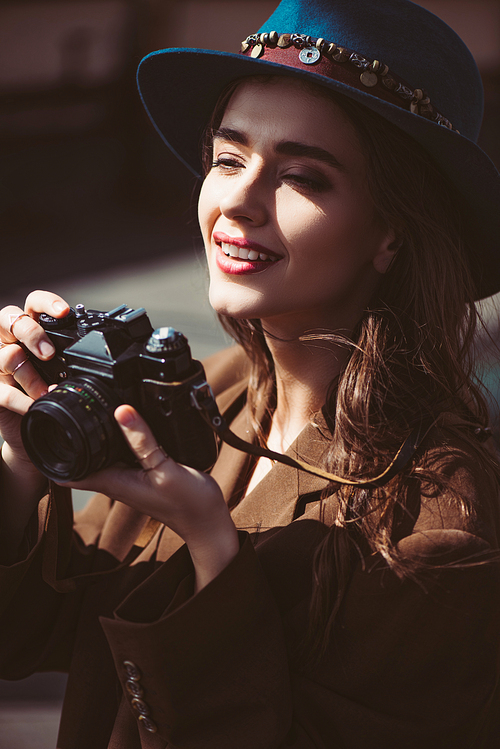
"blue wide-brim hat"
137,0,500,300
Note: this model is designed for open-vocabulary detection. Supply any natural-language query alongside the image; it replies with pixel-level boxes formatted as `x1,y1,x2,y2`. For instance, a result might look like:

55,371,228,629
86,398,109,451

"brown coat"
0,346,499,749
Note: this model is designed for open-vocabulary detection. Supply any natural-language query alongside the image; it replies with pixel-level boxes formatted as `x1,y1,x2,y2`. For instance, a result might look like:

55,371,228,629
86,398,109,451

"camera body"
21,304,218,482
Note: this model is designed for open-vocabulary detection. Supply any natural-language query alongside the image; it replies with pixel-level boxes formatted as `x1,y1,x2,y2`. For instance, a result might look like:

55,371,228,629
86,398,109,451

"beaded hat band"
240,32,458,133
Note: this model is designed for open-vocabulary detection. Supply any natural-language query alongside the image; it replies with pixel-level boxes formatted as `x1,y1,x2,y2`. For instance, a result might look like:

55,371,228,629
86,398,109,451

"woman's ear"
372,230,401,274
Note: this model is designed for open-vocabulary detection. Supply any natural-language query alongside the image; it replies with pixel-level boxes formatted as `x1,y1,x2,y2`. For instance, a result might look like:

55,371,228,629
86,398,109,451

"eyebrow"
212,127,346,171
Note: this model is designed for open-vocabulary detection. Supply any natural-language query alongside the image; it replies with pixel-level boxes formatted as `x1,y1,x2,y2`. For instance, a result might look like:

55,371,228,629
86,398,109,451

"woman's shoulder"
410,420,500,550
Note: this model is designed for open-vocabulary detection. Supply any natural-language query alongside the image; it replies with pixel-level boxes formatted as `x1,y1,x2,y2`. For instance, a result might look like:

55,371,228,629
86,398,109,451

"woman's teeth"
221,242,277,262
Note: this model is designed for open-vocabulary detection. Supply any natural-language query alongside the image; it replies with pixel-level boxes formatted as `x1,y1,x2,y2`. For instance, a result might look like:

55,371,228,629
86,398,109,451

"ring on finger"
139,445,169,472
9,313,31,336
0,357,29,377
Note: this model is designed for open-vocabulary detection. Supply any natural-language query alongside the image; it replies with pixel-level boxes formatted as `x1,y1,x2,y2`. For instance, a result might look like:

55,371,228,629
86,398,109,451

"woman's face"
198,78,395,335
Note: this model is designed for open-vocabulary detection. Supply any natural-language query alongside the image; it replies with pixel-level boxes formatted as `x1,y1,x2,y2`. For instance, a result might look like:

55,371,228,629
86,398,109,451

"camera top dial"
145,327,186,354
39,308,76,331
75,304,109,337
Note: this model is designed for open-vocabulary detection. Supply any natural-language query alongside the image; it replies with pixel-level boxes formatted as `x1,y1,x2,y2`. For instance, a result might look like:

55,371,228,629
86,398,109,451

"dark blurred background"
0,0,282,292
0,0,499,744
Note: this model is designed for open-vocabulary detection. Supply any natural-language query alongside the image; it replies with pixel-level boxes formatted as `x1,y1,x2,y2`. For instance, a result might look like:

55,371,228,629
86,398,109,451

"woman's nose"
219,166,268,226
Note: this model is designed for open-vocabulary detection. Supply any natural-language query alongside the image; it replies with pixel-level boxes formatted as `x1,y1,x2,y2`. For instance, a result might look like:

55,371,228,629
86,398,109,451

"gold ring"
139,445,164,462
0,357,29,377
140,445,169,472
12,358,29,375
9,313,31,336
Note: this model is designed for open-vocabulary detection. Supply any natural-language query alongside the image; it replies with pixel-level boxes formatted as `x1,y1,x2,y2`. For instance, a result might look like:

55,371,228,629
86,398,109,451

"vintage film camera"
21,304,218,482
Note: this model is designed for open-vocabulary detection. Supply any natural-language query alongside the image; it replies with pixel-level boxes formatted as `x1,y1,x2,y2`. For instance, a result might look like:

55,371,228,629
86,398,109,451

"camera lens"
21,377,126,482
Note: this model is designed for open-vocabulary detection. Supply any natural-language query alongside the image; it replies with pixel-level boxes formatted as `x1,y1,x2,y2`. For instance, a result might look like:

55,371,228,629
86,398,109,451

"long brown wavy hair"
202,75,500,656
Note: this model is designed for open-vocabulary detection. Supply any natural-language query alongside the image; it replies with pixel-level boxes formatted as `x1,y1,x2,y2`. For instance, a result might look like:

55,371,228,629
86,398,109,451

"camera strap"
190,382,435,489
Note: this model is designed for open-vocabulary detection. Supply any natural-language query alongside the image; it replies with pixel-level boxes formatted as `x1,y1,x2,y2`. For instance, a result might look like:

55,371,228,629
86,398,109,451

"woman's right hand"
0,290,70,468
0,291,71,562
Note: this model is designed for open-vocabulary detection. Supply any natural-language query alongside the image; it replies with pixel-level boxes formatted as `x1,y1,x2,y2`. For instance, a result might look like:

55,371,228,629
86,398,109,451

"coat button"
123,660,142,681
138,715,158,733
131,698,150,716
125,679,144,698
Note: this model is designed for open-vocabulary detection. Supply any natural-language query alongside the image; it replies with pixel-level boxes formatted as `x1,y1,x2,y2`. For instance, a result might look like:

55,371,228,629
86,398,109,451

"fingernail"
117,408,135,427
38,340,55,358
52,301,68,314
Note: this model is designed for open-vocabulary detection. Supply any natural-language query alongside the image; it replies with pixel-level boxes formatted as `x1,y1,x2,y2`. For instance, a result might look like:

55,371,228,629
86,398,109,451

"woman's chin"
210,303,257,320
208,289,262,320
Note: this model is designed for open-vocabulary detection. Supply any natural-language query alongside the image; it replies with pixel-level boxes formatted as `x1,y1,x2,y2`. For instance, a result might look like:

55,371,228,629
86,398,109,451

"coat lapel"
230,411,335,530
167,375,338,561
210,378,255,509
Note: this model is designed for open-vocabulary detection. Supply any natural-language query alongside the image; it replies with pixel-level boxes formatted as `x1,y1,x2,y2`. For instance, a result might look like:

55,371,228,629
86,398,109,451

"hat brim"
137,48,500,300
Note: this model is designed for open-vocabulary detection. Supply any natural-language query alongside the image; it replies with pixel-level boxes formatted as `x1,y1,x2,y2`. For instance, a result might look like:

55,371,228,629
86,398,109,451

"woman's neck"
264,331,349,447
243,330,348,496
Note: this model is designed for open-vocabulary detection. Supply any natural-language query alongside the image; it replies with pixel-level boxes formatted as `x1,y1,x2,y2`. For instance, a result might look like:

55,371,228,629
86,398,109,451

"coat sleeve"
99,520,500,749
0,483,122,677
0,484,80,676
100,532,292,748
0,347,249,680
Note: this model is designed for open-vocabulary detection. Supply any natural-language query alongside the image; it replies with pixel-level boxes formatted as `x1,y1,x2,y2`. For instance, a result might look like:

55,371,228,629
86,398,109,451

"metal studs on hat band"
360,70,378,87
251,44,264,58
350,52,371,69
277,33,292,48
239,32,459,133
381,75,397,90
269,30,279,46
299,47,321,64
332,47,349,62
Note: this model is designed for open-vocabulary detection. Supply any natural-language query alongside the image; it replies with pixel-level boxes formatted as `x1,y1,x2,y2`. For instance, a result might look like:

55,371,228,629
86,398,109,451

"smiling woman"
199,77,395,338
1,1,500,748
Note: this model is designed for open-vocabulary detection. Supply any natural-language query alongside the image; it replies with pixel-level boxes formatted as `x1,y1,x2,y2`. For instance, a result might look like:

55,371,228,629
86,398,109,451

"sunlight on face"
198,77,395,337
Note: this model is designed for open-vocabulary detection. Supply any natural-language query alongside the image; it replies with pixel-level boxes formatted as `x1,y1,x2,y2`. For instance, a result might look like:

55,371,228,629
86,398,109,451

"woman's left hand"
62,404,239,591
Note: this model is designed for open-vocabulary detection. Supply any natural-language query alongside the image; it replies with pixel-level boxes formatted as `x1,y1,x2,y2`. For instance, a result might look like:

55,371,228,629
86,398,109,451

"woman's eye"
282,173,330,193
211,156,243,171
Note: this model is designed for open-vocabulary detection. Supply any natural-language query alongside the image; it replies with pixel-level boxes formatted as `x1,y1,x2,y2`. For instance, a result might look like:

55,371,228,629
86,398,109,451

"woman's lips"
220,241,278,262
213,232,282,264
212,232,282,275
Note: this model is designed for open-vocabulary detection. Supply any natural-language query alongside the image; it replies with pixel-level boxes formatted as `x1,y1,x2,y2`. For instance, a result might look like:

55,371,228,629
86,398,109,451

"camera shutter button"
146,327,186,354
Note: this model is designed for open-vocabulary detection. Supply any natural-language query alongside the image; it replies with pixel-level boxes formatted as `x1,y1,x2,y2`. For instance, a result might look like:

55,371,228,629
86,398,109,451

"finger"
57,461,139,494
0,343,28,378
0,341,50,398
114,405,170,473
0,291,69,356
0,307,54,361
55,406,168,493
0,382,35,416
11,358,49,400
24,290,70,322
0,306,25,343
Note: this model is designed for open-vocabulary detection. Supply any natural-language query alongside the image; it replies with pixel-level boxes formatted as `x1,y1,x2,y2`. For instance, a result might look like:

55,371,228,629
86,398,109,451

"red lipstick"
213,232,282,275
